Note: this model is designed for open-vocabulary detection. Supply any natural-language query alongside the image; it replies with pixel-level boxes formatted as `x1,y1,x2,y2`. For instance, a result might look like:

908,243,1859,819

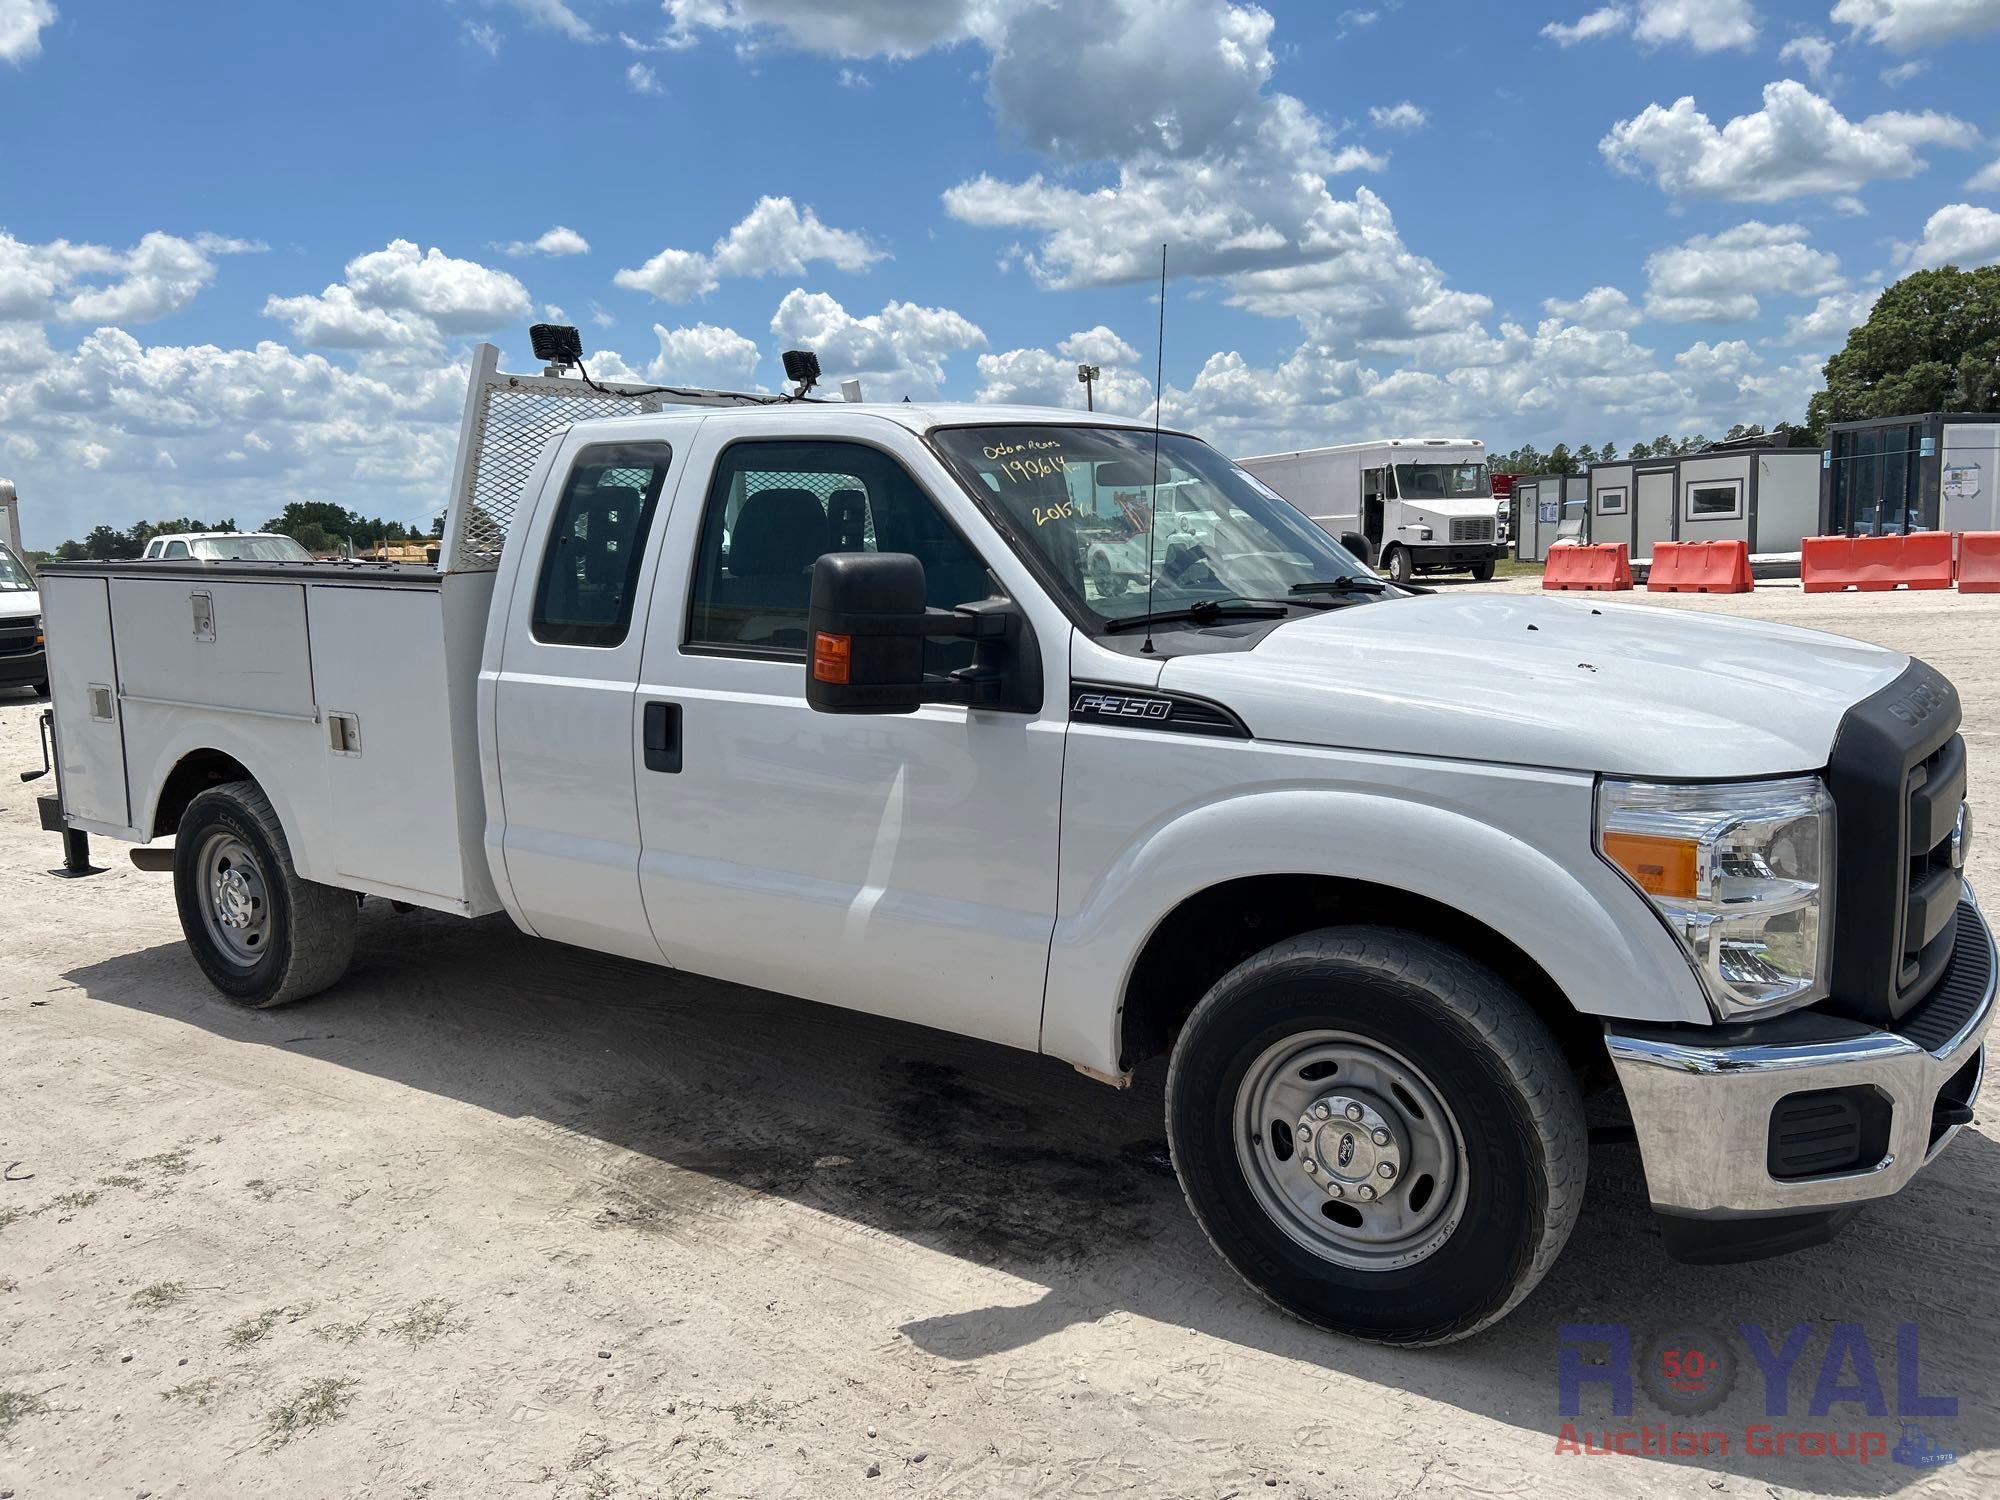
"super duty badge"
1072,692,1172,722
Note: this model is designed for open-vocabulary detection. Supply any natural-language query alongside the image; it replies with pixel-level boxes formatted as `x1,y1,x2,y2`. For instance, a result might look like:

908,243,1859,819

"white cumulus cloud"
1601,79,1975,201
1644,221,1845,322
768,289,983,400
497,225,592,258
0,0,56,64
614,196,883,303
1369,101,1427,132
1901,202,2000,269
0,229,261,326
647,321,763,387
1778,33,1836,81
262,240,532,352
1834,0,2000,50
1541,286,1643,329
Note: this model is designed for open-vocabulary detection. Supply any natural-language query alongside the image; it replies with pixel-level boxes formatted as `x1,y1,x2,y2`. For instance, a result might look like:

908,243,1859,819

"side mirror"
805,552,1038,715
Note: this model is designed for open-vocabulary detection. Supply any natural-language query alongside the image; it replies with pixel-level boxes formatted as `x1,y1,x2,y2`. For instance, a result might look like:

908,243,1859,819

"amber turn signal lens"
1602,830,1698,900
812,631,852,684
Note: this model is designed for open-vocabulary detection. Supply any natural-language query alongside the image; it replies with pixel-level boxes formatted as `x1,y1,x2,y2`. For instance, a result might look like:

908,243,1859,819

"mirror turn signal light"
1601,830,1699,900
813,631,852,685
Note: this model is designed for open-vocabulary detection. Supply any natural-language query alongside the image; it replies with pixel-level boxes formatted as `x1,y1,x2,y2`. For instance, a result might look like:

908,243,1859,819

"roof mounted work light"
782,348,821,398
530,323,584,370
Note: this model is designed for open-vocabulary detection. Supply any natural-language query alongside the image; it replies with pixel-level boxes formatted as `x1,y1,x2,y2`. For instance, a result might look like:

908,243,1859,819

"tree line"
35,503,440,564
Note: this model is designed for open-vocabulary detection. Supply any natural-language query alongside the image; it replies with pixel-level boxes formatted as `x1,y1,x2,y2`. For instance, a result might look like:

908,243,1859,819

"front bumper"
1413,543,1507,568
1606,889,1993,1230
0,644,44,687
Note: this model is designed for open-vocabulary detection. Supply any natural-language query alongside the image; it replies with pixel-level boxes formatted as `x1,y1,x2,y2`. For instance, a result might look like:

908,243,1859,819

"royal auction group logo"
1554,1322,1956,1467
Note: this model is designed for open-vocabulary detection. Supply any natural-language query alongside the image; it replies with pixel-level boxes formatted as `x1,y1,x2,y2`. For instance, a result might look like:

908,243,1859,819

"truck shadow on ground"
68,906,1998,1495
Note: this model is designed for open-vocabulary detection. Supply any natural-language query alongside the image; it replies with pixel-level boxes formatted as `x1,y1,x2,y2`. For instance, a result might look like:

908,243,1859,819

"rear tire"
173,781,355,1008
1383,545,1413,585
1165,926,1585,1345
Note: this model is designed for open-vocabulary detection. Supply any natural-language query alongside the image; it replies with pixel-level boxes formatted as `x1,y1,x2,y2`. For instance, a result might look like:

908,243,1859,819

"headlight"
1596,775,1834,1019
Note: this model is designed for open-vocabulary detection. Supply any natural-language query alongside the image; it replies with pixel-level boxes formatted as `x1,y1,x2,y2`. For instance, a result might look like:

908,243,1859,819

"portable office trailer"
1821,412,2000,536
1584,447,1821,566
1509,474,1589,562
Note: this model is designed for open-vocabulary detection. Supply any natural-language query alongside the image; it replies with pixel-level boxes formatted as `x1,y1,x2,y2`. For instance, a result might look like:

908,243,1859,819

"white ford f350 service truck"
29,342,1991,1345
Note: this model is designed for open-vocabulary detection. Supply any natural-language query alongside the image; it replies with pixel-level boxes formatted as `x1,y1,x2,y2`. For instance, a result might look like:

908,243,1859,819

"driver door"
630,413,1070,1050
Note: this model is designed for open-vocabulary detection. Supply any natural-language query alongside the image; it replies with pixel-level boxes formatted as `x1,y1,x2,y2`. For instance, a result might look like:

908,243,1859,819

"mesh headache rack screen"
440,343,782,572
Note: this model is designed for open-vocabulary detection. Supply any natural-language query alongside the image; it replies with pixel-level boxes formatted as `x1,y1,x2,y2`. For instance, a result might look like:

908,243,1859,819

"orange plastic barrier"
1646,539,1753,594
1801,533,1955,593
1960,532,2000,594
1543,542,1632,592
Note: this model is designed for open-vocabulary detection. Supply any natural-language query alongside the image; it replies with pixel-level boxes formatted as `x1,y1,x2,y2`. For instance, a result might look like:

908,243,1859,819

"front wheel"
1469,560,1496,582
173,781,356,1008
1165,927,1585,1345
1383,545,1413,585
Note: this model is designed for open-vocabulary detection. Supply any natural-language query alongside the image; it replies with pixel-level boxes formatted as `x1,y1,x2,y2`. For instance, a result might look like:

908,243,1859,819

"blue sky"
4,0,2000,547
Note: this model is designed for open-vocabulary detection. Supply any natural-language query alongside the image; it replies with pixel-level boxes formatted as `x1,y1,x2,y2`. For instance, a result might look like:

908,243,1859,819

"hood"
1161,593,1907,778
0,586,38,621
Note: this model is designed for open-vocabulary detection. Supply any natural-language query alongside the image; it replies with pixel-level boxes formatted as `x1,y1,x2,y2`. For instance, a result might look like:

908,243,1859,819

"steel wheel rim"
197,831,271,967
1232,1029,1469,1272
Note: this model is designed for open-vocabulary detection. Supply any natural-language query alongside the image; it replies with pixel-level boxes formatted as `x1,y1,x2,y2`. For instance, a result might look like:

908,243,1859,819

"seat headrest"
731,487,827,578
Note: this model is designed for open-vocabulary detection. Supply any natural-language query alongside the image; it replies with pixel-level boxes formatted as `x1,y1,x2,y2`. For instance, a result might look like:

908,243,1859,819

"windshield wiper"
1103,598,1289,633
1289,577,1387,596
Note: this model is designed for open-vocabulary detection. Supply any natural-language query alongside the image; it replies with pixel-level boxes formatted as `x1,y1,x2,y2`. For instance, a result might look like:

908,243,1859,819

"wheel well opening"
1118,875,1604,1079
152,749,252,837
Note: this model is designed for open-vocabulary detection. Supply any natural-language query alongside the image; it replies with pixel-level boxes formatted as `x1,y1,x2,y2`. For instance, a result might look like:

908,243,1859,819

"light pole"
1077,363,1100,412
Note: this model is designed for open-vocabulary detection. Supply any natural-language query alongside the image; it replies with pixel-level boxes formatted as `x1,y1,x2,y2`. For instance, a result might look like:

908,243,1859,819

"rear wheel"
1165,927,1585,1345
1383,545,1413,585
173,781,355,1008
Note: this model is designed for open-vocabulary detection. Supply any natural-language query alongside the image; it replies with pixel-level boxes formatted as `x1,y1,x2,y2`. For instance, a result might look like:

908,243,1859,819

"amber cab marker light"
813,631,852,685
1602,829,1699,900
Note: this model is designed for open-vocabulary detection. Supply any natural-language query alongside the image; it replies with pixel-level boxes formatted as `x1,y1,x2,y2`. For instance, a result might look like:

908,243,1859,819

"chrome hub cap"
197,832,270,966
1233,1031,1469,1271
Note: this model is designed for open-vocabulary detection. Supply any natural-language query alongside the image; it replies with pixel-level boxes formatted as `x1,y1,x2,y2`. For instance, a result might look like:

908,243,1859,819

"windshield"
0,545,31,590
931,425,1375,626
1394,462,1490,500
190,535,314,562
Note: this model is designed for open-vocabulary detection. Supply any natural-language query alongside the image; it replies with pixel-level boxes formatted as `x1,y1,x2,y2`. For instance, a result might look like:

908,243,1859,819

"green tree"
1628,441,1651,459
293,521,332,553
1808,265,2000,438
82,524,140,560
1545,442,1578,476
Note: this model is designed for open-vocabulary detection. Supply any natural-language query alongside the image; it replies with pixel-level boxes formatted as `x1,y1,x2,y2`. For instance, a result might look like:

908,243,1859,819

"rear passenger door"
491,438,681,961
631,416,1068,1051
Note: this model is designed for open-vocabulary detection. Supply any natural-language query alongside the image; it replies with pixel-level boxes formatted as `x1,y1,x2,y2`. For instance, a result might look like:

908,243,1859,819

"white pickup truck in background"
30,341,1993,1346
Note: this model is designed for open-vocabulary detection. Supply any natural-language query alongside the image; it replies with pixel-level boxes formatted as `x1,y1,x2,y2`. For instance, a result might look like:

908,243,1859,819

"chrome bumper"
1607,889,1994,1218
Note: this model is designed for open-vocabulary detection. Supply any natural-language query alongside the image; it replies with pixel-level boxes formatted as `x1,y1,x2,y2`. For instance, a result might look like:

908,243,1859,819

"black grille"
1892,903,1993,1053
1823,660,1964,1025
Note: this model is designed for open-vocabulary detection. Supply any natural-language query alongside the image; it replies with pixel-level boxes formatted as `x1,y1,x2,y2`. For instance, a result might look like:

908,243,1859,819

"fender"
130,721,323,884
1040,778,1709,1076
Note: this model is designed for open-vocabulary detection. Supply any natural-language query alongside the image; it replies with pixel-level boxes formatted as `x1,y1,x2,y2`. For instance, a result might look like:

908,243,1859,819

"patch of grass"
244,1179,279,1201
129,1145,194,1180
0,1388,50,1438
47,1190,98,1212
313,1319,369,1346
225,1308,284,1350
263,1376,356,1448
98,1173,142,1189
0,1208,18,1233
381,1297,467,1349
161,1376,220,1409
581,1472,616,1500
0,1277,17,1294
130,1281,188,1311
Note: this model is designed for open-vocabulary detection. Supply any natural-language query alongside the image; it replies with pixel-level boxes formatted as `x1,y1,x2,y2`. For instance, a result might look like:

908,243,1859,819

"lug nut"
1301,1157,1318,1174
1313,1103,1331,1121
1377,1162,1396,1180
1327,1182,1344,1198
1371,1128,1391,1147
1297,1124,1312,1142
1344,1103,1364,1123
1356,1184,1377,1201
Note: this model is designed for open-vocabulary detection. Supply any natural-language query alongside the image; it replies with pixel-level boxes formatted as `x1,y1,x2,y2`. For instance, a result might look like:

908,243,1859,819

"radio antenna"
1142,242,1167,656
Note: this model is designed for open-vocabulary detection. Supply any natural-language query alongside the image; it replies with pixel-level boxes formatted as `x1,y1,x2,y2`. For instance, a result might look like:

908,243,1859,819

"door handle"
643,701,682,774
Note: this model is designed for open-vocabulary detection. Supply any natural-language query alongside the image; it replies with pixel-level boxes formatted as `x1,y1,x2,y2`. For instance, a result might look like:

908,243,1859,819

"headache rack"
439,343,793,574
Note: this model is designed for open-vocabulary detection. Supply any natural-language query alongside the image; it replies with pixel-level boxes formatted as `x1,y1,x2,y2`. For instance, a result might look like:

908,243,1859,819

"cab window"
686,439,995,666
531,441,674,647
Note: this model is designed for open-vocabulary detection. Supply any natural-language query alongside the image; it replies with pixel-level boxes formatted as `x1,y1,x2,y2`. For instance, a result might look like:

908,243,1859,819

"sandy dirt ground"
2,581,1997,1500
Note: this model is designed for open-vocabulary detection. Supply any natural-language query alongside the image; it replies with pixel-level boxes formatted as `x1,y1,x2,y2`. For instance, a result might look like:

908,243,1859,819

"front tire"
1469,560,1496,582
173,781,355,1008
1383,545,1413,585
1165,927,1585,1345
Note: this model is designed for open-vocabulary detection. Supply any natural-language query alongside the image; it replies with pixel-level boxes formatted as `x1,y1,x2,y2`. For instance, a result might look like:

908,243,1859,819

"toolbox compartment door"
40,573,131,830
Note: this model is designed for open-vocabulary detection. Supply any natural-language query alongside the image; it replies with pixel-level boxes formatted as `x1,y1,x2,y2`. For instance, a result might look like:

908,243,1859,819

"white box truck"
25,341,1992,1346
1237,438,1507,583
